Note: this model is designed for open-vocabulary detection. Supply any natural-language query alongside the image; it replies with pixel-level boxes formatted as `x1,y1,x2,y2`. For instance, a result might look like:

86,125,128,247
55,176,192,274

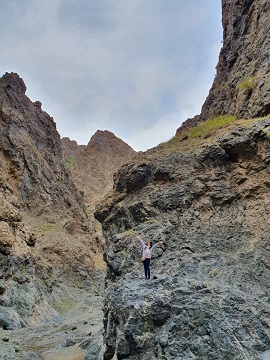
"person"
136,235,163,280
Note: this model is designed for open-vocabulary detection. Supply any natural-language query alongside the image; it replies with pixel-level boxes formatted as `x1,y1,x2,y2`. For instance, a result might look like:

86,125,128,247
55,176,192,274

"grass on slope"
147,115,268,158
187,115,236,138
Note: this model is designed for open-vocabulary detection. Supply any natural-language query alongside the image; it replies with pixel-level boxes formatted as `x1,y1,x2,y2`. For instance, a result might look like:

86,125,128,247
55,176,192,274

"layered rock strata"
61,131,136,214
0,72,103,330
179,0,270,131
96,118,270,359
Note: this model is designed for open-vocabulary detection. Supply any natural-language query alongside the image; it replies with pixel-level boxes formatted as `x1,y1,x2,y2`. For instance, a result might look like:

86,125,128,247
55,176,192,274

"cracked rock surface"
179,0,270,131
96,119,270,359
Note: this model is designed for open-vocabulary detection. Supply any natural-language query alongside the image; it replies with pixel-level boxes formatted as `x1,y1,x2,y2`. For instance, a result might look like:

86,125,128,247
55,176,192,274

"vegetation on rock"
96,118,270,359
237,76,256,93
64,155,75,171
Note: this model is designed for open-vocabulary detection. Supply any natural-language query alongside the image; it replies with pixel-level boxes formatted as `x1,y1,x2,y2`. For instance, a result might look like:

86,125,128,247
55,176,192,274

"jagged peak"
87,129,134,151
61,137,79,146
0,72,27,95
88,130,118,143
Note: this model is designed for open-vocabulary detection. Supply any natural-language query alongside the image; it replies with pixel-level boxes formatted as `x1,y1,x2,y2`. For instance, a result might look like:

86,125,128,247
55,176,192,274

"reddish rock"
61,130,136,212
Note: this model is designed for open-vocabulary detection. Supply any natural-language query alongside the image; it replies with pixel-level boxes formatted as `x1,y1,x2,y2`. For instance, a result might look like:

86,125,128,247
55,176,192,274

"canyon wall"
96,118,270,359
96,0,270,358
179,0,270,131
0,72,103,330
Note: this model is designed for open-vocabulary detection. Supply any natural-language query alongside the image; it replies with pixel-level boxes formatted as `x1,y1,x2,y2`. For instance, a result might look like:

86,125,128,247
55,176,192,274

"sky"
0,0,222,151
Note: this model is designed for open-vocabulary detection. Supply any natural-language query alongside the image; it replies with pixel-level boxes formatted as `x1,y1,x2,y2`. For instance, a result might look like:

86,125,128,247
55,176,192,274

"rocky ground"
0,285,103,360
96,118,270,359
2,1,270,357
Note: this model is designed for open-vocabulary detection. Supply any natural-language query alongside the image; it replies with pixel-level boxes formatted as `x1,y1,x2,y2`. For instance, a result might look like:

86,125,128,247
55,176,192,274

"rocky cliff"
95,0,270,358
96,117,270,359
61,130,136,214
0,72,103,334
179,0,270,131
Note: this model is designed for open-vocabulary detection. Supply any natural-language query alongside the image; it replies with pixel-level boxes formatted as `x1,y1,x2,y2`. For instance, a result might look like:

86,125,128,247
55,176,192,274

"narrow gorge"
2,0,270,359
0,72,134,359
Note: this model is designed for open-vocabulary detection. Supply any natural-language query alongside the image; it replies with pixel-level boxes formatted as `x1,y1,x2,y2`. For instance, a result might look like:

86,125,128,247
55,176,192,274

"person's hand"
159,241,163,244
136,236,141,240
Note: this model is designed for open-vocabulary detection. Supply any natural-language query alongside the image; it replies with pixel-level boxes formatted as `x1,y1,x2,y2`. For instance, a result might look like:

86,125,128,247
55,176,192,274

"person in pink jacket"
136,236,163,280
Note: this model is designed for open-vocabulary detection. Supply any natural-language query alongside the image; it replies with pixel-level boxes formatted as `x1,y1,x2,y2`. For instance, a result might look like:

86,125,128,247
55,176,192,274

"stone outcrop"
93,1,270,358
61,131,136,213
95,1,270,358
179,0,270,131
96,118,270,359
0,72,103,330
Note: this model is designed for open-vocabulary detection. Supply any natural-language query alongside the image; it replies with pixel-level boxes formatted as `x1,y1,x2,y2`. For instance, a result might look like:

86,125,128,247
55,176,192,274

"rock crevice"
96,119,270,359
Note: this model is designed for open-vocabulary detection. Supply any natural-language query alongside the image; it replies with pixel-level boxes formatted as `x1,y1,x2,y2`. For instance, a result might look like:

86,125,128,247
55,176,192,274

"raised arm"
136,236,145,247
151,241,163,251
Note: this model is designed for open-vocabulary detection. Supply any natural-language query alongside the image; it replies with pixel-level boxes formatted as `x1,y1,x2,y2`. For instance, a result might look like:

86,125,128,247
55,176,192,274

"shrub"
84,205,91,215
64,156,75,171
237,76,256,93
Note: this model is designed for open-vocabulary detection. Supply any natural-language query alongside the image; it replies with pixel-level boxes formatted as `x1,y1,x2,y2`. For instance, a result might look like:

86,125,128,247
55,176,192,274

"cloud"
57,0,116,31
0,0,222,151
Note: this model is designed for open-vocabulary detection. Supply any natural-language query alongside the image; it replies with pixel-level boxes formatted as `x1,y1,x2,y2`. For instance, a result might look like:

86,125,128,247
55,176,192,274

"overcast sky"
1,0,222,151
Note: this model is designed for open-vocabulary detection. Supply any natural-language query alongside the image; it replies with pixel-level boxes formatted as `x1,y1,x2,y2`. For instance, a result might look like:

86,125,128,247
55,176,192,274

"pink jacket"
140,239,159,259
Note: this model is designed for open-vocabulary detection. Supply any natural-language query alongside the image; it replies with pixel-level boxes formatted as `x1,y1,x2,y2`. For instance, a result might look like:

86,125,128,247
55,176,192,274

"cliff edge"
179,0,270,131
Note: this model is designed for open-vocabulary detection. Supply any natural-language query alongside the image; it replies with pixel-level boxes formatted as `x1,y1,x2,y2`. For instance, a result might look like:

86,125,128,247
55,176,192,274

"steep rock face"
61,131,136,212
0,73,103,329
179,0,270,131
0,73,83,217
96,119,270,359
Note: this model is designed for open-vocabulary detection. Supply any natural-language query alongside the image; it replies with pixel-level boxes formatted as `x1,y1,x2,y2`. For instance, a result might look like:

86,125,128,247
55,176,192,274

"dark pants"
143,258,151,279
